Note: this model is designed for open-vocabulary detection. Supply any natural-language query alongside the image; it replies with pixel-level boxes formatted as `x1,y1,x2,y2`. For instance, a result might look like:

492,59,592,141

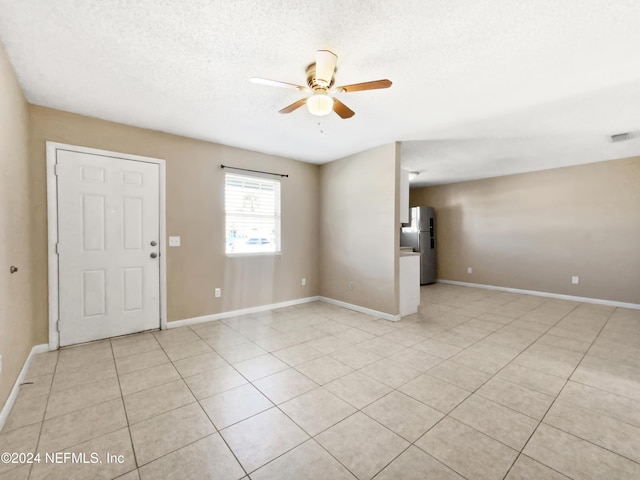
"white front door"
56,149,161,346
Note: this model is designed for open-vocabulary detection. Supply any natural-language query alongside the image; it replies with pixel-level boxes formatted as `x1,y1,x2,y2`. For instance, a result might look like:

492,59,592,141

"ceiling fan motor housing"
306,63,335,90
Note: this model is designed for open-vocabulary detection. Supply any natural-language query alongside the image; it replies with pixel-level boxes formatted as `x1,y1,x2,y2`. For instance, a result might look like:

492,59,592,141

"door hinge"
54,163,60,176
56,320,60,332
55,243,59,255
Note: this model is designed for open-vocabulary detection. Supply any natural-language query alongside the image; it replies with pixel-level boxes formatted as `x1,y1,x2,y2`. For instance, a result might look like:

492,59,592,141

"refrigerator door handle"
418,233,427,254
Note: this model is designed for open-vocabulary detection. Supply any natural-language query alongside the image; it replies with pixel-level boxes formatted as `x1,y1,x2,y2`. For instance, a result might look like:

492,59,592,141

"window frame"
224,171,282,257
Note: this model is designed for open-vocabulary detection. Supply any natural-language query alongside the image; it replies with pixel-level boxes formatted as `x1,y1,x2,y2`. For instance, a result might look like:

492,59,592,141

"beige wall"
320,143,400,315
411,157,640,304
28,106,321,340
0,42,37,406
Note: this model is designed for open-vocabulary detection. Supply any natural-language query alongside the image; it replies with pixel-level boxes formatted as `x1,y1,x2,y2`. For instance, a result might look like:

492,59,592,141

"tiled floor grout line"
280,298,559,479
24,350,61,480
534,307,640,468
192,295,613,480
184,318,402,478
564,377,640,417
489,302,586,477
152,327,252,479
400,302,562,399
212,311,367,479
505,452,571,480
8,290,638,479
354,389,473,480
211,341,360,477
501,304,617,479
539,425,640,468
136,327,284,474
248,410,362,479
248,295,577,478
202,311,467,479
22,345,140,472
400,300,581,479
108,339,140,476
255,354,468,480
22,321,454,478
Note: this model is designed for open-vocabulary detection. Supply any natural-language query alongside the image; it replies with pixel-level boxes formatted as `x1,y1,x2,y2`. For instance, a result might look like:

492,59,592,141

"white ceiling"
1,0,640,185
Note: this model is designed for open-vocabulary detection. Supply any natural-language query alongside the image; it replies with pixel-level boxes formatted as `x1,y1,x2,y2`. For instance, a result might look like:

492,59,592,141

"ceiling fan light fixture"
307,94,334,116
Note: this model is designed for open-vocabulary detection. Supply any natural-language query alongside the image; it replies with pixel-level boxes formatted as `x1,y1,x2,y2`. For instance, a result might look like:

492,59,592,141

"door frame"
46,141,168,350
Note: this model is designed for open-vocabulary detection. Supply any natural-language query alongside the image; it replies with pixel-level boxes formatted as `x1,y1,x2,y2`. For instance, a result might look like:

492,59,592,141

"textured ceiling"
1,0,640,185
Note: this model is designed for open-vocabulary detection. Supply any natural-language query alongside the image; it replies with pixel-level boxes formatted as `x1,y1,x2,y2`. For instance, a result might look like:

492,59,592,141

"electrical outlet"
301,278,306,286
214,288,222,298
349,281,354,290
467,267,472,274
572,276,579,285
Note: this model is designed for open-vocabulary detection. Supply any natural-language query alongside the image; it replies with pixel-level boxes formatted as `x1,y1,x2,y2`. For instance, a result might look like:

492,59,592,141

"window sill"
225,252,282,258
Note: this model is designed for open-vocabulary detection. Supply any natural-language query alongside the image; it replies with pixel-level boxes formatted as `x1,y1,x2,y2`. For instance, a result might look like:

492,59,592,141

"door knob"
150,241,157,246
150,252,158,258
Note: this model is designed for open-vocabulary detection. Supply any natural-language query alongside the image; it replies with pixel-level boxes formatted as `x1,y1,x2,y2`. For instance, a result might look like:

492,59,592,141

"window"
225,172,281,254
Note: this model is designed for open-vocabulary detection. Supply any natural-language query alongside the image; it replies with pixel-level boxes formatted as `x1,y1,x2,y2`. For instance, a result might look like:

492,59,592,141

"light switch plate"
169,236,181,247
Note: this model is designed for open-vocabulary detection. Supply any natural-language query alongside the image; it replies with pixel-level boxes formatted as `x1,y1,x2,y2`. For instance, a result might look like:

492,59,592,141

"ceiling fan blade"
315,50,338,86
279,98,308,114
335,79,392,92
332,98,355,119
250,77,307,91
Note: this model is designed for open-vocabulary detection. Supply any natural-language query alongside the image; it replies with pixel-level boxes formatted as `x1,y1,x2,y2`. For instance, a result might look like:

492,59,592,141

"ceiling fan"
250,50,392,119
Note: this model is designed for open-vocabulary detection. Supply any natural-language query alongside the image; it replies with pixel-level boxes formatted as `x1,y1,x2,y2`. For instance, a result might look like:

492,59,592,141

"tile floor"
1,284,640,479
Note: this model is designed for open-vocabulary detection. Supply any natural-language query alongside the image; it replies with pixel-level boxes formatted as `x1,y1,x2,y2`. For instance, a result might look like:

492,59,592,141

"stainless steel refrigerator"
400,206,437,284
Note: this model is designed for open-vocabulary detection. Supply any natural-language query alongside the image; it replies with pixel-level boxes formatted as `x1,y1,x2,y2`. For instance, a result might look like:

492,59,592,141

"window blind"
225,172,281,254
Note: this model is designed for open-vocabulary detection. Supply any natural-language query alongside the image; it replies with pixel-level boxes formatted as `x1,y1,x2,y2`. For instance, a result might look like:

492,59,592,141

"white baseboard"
437,279,640,310
0,344,49,431
168,296,321,329
318,297,401,321
169,295,402,328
